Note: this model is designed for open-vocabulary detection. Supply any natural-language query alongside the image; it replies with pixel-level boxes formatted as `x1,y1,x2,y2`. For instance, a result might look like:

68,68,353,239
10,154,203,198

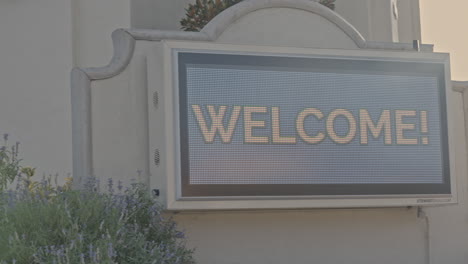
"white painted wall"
0,0,130,178
2,0,468,263
131,0,192,30
174,208,427,264
73,0,131,68
0,0,73,177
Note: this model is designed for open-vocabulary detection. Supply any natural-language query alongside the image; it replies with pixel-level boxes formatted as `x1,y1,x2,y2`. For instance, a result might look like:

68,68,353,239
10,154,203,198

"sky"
421,1,468,80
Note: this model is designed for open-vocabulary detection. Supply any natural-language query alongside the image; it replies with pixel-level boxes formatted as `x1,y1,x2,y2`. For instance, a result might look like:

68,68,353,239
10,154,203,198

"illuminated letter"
360,109,392,145
244,106,269,144
191,105,241,143
326,109,357,144
296,108,325,144
420,110,429,145
272,107,296,144
395,110,418,145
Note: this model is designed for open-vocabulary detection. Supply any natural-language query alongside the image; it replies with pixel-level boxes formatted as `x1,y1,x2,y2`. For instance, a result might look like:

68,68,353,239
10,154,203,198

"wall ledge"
452,81,468,93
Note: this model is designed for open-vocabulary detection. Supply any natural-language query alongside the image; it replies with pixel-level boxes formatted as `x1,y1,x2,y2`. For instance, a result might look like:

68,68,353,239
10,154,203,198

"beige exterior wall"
0,0,74,177
73,0,131,68
1,0,468,263
0,0,130,178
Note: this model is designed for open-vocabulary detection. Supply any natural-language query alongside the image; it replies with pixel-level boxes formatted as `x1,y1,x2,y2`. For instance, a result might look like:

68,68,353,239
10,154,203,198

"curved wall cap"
83,29,135,80
201,0,367,49
79,0,435,81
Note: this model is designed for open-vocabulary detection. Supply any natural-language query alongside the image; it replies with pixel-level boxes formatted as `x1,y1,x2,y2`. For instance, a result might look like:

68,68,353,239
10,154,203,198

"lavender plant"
0,178,194,264
181,0,336,31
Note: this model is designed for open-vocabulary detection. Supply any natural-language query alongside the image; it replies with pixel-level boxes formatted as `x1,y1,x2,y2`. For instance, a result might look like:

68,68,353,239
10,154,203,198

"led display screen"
176,51,450,197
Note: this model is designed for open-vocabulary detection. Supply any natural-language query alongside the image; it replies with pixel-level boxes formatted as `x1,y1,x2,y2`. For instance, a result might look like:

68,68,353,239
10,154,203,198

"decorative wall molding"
84,29,136,80
202,0,367,48
71,68,93,187
129,29,211,42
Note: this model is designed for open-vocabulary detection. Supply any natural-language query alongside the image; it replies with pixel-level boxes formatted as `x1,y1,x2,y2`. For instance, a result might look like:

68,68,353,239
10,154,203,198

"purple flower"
107,178,114,194
117,181,123,192
175,231,185,239
89,244,96,260
70,239,76,249
107,242,116,258
7,190,15,207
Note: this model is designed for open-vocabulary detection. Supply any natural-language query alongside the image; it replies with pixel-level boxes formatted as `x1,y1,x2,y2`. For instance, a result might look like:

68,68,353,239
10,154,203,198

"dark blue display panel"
177,52,450,197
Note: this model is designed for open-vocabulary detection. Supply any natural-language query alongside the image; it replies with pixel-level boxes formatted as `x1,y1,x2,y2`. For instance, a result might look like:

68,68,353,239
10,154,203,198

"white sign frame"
157,40,456,210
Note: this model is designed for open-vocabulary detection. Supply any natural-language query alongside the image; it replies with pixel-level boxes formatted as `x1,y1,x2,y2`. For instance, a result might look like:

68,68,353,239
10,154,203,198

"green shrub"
181,0,336,31
0,138,194,264
0,178,194,264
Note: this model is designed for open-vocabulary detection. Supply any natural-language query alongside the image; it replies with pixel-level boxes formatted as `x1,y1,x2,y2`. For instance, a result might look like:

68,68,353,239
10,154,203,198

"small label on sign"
417,198,451,203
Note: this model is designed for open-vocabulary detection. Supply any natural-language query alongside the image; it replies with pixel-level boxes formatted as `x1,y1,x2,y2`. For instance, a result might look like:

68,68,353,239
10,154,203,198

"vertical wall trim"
390,0,399,42
366,0,374,41
71,68,93,188
410,0,422,41
71,29,136,188
70,0,78,67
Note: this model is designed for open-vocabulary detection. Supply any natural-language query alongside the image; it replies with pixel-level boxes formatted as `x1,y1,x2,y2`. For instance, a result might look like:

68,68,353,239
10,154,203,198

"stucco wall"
0,0,130,178
0,0,74,177
73,0,131,68
1,0,468,263
174,208,427,264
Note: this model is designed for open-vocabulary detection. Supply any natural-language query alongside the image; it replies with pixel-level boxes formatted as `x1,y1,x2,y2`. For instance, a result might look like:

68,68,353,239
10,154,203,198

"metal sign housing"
158,41,455,210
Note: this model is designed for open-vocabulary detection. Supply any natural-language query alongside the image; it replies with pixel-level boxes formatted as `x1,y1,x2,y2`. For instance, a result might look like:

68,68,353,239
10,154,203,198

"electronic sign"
159,41,455,209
